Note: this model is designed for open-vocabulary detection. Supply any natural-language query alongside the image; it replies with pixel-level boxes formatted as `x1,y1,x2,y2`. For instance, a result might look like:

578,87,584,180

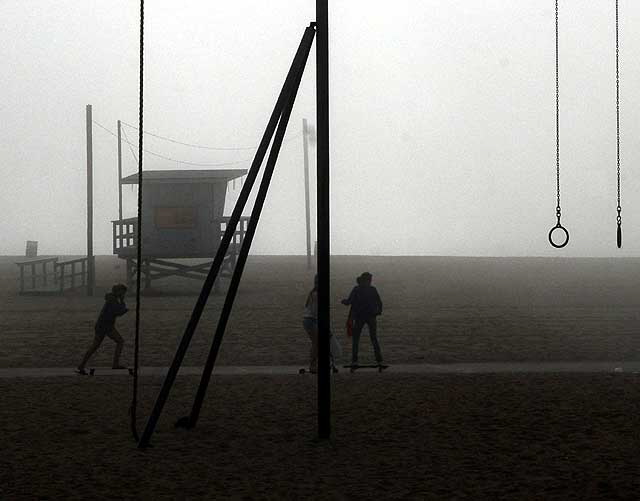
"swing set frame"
132,0,625,448
135,3,332,448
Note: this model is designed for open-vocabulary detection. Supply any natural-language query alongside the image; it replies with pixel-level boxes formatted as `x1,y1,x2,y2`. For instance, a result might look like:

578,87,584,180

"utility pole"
316,0,331,440
86,105,95,296
117,120,123,220
302,118,312,269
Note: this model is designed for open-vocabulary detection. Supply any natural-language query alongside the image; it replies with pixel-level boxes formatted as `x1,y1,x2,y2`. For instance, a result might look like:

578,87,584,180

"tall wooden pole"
86,105,94,296
316,0,331,440
117,120,123,220
302,118,312,269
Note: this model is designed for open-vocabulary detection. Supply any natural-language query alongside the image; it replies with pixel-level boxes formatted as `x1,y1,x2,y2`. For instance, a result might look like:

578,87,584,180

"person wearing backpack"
341,272,383,366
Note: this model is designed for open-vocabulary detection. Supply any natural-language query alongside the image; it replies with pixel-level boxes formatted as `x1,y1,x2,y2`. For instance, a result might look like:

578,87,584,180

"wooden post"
82,259,86,287
86,105,94,296
42,262,47,286
316,0,331,441
117,120,123,221
19,265,24,294
31,263,36,289
71,262,76,289
303,118,312,270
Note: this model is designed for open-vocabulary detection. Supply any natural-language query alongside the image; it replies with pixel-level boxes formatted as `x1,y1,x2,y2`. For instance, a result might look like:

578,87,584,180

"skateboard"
299,367,339,375
76,367,133,376
343,364,389,373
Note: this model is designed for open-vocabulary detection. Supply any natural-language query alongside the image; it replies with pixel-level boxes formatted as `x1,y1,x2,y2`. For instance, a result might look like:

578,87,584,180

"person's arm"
374,288,382,315
114,298,128,316
341,287,357,306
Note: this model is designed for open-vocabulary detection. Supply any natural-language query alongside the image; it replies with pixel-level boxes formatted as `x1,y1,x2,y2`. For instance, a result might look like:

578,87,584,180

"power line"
93,120,255,167
120,119,258,151
119,124,138,163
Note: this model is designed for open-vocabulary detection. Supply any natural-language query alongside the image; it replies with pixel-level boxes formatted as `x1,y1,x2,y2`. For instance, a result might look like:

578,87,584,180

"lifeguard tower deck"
112,169,248,289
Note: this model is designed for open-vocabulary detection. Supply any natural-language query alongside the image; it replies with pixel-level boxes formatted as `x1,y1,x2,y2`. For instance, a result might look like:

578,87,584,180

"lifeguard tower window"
155,207,196,229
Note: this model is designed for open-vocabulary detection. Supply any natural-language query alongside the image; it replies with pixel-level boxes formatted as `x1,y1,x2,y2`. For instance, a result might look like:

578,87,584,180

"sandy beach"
3,255,640,368
3,373,640,499
2,255,640,498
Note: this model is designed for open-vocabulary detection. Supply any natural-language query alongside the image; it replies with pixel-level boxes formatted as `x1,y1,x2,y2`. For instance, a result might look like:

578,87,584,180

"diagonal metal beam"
138,25,317,448
179,24,316,430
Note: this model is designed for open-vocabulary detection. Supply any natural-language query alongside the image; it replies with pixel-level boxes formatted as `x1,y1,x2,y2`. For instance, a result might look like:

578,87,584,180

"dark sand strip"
2,361,640,378
3,373,640,499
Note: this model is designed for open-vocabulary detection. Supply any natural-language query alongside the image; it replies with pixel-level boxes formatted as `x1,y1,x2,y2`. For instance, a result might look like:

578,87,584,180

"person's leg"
351,318,365,365
329,332,339,369
78,332,105,370
367,317,383,363
106,329,125,368
304,319,318,372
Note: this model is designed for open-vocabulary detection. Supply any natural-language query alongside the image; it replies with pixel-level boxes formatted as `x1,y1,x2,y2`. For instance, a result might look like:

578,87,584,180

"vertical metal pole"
316,0,331,440
303,118,312,269
117,120,123,221
86,105,94,296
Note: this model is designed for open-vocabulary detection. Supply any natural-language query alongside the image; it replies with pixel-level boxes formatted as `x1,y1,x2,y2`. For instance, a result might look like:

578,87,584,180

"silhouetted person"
303,275,319,373
345,275,363,338
303,274,338,373
76,283,128,374
342,272,383,365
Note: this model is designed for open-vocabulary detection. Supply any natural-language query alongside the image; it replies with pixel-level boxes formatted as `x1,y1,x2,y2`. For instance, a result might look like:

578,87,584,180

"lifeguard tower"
112,169,248,289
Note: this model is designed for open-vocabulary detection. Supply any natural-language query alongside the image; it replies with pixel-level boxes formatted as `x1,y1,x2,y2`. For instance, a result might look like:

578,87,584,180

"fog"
2,0,639,257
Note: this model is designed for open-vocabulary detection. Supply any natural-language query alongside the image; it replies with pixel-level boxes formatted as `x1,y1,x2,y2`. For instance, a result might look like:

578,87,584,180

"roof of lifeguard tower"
121,169,247,185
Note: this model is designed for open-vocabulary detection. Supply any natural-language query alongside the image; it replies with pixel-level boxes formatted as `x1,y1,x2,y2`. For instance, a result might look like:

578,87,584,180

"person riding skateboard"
76,283,129,375
341,272,383,366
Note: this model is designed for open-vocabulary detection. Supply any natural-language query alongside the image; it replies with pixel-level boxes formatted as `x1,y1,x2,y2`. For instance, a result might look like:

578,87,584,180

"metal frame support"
182,32,313,428
316,0,331,441
137,25,317,448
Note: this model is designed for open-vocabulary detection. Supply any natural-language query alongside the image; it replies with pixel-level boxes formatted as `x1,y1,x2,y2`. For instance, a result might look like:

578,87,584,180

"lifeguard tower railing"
112,216,250,288
112,216,250,257
16,256,90,295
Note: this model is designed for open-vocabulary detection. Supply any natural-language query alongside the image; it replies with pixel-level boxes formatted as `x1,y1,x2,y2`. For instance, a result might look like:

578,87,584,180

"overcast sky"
1,1,639,257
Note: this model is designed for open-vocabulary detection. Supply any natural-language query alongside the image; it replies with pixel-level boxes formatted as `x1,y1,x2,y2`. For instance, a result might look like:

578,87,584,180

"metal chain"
131,0,144,443
548,0,569,248
615,0,621,225
555,0,561,221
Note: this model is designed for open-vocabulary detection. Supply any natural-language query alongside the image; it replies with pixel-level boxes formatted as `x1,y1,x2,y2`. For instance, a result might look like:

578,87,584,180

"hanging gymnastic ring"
548,224,569,248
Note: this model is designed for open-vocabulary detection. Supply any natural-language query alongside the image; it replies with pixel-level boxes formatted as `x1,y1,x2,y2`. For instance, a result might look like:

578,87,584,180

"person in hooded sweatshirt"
341,272,383,366
76,283,129,374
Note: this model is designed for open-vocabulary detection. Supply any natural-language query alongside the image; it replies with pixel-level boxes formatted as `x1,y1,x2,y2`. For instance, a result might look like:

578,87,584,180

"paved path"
1,362,640,378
